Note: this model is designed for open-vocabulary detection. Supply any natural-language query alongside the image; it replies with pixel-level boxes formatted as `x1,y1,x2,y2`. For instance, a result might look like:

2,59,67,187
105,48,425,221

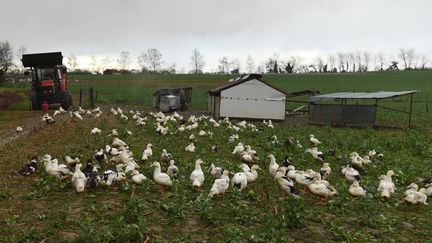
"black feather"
283,156,291,167
82,160,94,178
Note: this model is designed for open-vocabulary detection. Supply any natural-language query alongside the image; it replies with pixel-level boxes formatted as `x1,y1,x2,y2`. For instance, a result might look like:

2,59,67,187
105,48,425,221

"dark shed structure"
153,87,192,112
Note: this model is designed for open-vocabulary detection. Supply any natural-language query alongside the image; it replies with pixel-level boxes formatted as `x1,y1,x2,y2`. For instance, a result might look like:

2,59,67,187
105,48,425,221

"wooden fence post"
89,87,94,108
79,89,82,107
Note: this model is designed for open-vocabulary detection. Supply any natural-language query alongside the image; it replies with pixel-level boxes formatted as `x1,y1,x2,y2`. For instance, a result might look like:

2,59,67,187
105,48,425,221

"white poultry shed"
208,74,287,120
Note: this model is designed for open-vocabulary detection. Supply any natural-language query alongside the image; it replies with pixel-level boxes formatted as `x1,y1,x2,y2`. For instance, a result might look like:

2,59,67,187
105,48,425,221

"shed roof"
310,90,417,102
208,74,287,96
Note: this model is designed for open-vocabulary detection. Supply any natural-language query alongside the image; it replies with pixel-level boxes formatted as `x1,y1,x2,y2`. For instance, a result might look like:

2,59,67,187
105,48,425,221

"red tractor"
21,52,72,110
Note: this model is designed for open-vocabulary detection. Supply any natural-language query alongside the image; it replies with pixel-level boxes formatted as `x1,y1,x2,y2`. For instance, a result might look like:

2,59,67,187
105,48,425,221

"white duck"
349,181,366,197
305,147,324,162
232,142,245,155
115,169,127,182
152,162,172,188
108,129,119,136
294,170,315,187
243,164,261,183
405,183,419,197
240,151,253,163
71,164,87,192
286,165,298,180
268,154,279,177
208,170,230,198
377,170,396,199
141,143,153,160
73,111,83,120
208,163,224,179
112,137,127,147
130,170,147,184
320,163,331,180
198,130,207,136
90,127,102,135
404,190,428,205
308,179,338,201
231,172,248,191
185,143,195,152
100,170,117,187
309,134,321,146
160,149,173,163
350,152,365,170
46,158,73,180
422,184,432,197
16,126,23,134
167,160,179,177
276,170,296,195
65,155,80,166
341,165,361,182
190,159,205,188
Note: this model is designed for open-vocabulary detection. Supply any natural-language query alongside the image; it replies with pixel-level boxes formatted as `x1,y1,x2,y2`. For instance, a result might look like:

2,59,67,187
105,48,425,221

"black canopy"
21,52,63,68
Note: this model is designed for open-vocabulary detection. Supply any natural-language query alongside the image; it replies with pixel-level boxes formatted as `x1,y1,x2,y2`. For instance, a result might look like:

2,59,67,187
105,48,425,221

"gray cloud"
1,0,431,71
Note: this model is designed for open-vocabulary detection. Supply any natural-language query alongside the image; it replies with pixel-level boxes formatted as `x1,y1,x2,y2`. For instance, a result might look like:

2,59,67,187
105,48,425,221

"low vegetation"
1,71,432,241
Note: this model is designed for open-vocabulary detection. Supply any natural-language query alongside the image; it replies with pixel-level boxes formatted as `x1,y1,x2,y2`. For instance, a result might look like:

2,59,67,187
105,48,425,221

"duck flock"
17,106,432,205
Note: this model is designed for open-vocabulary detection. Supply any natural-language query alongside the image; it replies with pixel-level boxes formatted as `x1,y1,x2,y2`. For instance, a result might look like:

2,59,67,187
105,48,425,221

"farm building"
208,74,287,120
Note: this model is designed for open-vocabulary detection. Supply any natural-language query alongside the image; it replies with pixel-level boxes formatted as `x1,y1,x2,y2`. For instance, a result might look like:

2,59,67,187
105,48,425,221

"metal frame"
309,91,417,128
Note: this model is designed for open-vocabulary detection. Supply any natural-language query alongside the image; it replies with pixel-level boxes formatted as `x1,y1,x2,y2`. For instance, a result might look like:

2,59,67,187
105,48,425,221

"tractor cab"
22,52,72,110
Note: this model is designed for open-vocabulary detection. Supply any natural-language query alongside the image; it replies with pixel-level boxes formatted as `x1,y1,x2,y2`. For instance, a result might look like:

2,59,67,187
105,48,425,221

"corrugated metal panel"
310,91,417,102
309,104,377,127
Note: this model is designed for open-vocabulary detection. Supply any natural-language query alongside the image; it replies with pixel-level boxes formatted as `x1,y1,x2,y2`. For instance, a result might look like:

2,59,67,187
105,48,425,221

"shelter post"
408,93,413,128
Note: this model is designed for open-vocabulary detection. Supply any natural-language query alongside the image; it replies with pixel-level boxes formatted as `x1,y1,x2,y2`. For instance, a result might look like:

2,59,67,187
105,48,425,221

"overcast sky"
1,0,431,72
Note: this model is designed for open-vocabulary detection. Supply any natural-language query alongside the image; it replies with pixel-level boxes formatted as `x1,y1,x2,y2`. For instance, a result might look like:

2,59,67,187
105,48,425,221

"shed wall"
219,79,286,120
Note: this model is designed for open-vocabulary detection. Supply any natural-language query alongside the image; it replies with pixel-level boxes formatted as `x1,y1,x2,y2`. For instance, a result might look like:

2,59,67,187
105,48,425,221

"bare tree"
337,52,346,72
419,55,429,70
327,55,336,72
67,54,78,71
256,62,265,74
89,55,97,73
362,51,371,72
137,49,162,73
398,48,417,70
375,52,385,71
354,51,362,72
190,48,205,74
117,51,132,71
167,62,176,74
15,45,27,71
0,40,13,82
265,58,279,73
314,56,325,73
0,41,14,72
245,55,255,73
231,58,241,73
284,55,301,73
100,56,112,71
218,56,231,74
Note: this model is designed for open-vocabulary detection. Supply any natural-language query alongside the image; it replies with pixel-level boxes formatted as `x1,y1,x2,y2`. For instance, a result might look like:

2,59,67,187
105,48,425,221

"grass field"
1,71,432,242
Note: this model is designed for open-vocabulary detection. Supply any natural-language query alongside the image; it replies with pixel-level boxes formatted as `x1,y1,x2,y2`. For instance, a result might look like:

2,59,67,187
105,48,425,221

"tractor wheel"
31,101,41,110
61,93,72,111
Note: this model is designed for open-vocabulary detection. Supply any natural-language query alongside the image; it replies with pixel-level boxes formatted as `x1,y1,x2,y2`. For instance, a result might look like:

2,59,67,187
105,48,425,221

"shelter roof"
208,74,287,95
310,91,417,102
